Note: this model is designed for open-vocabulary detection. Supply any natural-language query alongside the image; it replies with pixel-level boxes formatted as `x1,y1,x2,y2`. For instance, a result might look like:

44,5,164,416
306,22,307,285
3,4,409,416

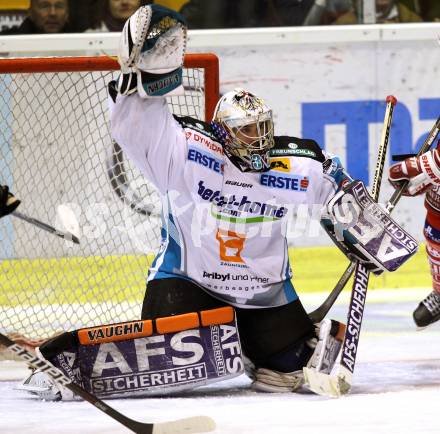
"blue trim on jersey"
149,208,184,280
283,279,298,303
283,254,298,302
325,156,351,191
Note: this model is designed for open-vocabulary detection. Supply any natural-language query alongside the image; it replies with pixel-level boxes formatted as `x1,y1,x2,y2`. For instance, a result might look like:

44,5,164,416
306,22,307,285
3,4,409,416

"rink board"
0,245,431,307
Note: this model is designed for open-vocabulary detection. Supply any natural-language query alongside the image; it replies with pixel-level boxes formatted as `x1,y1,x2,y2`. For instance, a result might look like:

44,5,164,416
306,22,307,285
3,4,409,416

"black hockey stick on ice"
309,95,397,323
305,114,440,397
12,210,80,245
0,333,215,434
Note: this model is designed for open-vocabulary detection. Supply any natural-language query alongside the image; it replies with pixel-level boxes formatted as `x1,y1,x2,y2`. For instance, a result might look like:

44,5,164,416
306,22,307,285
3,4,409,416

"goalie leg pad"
20,307,243,400
322,180,418,274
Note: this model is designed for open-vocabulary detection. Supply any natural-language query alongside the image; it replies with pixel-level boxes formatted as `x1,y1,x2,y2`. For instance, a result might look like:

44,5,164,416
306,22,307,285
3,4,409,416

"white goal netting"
0,55,219,344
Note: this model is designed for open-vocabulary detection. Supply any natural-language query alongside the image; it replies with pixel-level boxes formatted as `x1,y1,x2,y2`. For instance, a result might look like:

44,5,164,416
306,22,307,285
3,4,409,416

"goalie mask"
212,89,274,172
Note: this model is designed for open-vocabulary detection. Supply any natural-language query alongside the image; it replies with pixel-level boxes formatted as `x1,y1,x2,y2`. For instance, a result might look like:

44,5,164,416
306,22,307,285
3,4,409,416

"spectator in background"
419,0,440,21
0,0,74,35
180,0,341,29
87,0,151,32
180,0,257,29
333,0,422,24
302,0,352,25
68,0,97,33
255,0,316,27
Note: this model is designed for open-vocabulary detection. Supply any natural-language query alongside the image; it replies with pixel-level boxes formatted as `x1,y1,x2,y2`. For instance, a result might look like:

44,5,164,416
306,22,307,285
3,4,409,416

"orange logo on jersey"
269,157,290,172
216,229,246,263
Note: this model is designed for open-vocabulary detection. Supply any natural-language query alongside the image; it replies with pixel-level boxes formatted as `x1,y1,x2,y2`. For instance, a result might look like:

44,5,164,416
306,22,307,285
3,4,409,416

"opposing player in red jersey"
389,142,440,328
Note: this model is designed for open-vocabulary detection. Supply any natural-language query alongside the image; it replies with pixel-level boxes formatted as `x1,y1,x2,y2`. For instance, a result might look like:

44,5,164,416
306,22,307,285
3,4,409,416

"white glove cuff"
421,150,440,185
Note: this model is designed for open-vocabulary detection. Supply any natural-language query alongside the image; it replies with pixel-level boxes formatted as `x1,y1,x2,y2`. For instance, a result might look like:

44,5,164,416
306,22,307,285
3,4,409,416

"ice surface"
1,289,439,434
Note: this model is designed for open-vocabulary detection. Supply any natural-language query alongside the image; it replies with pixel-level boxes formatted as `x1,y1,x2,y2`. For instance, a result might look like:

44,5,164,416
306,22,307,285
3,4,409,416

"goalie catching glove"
117,4,187,98
0,185,20,218
388,148,440,196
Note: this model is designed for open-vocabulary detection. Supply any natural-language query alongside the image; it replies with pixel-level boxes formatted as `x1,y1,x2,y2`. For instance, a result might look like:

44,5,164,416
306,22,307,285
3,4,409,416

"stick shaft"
309,96,397,322
0,332,152,434
371,95,396,200
12,210,80,244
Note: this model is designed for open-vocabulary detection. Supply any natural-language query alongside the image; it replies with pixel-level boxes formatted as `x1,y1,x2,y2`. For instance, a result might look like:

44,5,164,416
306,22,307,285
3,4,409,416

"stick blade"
303,367,352,398
152,416,216,434
56,204,81,244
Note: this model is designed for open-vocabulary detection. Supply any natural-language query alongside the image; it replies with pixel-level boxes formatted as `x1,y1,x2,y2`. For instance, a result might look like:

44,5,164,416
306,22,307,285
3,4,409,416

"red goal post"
0,53,219,350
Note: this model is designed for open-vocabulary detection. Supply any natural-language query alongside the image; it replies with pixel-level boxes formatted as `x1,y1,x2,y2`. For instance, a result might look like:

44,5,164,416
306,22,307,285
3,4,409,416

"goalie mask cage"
0,54,219,350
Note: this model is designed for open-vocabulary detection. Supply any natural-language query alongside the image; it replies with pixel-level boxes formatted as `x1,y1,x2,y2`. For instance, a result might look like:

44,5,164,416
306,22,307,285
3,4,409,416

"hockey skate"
15,347,76,401
17,369,60,401
413,290,440,329
252,319,344,393
16,368,76,401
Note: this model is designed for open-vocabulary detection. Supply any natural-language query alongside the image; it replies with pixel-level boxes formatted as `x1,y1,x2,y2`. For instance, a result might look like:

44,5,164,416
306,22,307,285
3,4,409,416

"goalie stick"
309,95,397,323
304,113,440,397
12,210,80,245
0,333,215,434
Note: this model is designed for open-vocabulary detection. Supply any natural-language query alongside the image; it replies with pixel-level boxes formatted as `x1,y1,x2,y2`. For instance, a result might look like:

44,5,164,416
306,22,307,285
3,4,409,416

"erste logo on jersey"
260,172,309,192
188,146,224,173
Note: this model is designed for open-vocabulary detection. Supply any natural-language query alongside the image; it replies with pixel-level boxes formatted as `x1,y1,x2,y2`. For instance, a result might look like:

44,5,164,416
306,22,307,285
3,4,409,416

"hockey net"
0,54,219,357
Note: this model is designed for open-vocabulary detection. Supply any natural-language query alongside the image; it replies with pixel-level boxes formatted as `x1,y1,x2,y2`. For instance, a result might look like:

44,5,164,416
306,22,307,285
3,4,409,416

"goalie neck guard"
212,89,274,173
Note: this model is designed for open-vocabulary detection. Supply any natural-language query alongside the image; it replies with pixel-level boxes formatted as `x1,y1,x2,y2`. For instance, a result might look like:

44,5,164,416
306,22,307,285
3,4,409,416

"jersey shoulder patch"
173,115,219,142
270,136,325,163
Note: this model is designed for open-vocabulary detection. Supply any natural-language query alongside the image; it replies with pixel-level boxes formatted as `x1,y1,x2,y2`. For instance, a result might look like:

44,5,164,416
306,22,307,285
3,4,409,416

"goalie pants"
141,278,315,371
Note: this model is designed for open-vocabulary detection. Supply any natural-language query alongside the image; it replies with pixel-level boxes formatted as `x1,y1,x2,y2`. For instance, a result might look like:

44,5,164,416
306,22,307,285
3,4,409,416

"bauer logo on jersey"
260,173,309,192
187,146,224,174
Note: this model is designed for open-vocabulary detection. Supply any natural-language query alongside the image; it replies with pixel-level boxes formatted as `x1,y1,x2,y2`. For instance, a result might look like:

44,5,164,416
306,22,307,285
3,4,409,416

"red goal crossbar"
0,53,219,121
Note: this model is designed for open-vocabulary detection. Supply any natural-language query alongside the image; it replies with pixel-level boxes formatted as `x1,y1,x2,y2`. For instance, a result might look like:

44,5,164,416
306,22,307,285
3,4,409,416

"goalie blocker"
321,180,418,274
18,307,244,400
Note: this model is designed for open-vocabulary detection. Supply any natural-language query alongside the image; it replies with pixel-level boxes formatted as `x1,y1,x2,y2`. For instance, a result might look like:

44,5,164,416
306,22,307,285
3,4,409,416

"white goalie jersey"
109,91,351,308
